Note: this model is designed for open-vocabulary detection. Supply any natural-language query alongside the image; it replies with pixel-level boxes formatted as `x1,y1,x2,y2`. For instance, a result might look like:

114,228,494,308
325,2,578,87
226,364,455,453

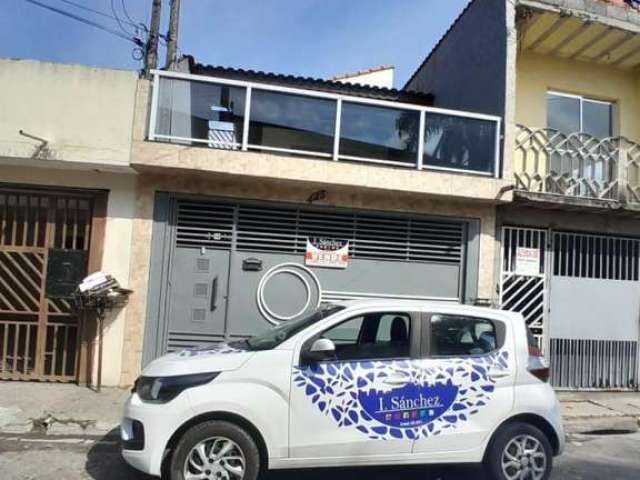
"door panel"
289,311,418,460
411,312,515,455
164,247,230,351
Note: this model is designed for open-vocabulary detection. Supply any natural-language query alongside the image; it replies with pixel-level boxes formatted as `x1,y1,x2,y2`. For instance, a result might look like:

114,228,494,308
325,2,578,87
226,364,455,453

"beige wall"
1,163,136,386
0,59,138,168
516,51,640,140
119,171,499,385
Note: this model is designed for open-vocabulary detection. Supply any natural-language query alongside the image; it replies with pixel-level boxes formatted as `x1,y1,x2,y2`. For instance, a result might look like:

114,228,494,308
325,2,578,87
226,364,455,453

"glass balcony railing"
149,70,502,176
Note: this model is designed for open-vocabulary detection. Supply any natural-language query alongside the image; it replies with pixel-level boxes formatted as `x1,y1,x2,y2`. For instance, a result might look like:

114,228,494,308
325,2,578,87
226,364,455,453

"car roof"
330,298,522,321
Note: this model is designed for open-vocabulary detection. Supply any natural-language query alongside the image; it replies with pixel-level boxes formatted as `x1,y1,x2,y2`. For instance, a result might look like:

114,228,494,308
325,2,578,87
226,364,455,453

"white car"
122,300,564,480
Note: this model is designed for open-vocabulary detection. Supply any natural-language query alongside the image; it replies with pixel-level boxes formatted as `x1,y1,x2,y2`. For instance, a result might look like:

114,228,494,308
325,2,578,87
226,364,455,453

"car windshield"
238,305,344,351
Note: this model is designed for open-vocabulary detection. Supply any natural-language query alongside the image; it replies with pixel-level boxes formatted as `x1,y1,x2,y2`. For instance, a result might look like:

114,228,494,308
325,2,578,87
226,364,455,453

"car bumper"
120,393,193,477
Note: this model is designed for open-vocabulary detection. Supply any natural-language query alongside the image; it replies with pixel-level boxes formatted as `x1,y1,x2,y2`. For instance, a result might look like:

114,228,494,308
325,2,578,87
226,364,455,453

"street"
1,431,639,480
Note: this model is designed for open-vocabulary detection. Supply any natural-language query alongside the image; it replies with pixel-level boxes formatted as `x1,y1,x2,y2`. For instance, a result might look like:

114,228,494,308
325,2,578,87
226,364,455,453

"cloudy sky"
1,0,469,88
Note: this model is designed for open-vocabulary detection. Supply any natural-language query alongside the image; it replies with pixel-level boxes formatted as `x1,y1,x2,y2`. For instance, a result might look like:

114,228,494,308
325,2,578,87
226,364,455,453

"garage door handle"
210,277,218,312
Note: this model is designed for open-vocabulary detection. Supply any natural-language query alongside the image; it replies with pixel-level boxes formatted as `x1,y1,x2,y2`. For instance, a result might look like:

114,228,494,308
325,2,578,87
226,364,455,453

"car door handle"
489,369,510,379
383,374,410,386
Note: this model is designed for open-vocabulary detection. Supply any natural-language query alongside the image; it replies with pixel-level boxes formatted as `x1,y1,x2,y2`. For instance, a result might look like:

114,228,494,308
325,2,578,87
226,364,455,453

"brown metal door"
0,188,93,382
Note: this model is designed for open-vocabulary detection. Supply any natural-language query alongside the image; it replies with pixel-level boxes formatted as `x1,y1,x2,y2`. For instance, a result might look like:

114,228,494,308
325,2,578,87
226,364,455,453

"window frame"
420,311,506,359
546,90,614,137
299,310,422,364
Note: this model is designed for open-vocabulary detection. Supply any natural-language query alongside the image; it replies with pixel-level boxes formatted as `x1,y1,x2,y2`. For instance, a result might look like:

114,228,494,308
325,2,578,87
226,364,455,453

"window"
248,90,337,155
430,314,497,356
547,92,613,138
423,113,497,174
319,312,412,361
339,102,419,164
156,77,246,148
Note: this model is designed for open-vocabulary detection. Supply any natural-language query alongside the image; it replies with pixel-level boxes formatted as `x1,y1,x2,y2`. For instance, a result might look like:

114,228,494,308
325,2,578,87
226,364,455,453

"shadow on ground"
84,429,486,480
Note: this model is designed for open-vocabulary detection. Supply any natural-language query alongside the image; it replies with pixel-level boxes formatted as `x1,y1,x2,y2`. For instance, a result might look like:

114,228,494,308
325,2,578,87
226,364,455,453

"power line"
54,0,137,29
23,0,143,46
120,0,138,26
111,0,134,36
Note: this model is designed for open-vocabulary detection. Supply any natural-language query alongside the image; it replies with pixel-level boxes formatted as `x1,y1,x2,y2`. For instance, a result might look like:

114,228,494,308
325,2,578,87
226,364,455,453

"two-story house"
117,56,509,386
406,0,640,391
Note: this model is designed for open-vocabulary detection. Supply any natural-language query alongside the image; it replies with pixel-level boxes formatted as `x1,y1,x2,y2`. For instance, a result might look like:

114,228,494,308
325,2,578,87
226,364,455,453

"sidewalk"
0,382,639,437
0,382,127,437
558,391,640,434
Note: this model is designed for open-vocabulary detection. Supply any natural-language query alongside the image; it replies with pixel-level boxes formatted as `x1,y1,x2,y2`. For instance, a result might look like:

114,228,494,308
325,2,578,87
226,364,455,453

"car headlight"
135,372,219,403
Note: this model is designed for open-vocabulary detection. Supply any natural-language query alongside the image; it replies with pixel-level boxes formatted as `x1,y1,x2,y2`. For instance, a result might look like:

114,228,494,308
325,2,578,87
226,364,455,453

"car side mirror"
301,338,336,364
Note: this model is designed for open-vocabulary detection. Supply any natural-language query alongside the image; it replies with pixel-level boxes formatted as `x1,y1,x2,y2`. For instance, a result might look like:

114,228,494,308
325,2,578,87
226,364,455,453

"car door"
411,311,516,456
289,309,420,461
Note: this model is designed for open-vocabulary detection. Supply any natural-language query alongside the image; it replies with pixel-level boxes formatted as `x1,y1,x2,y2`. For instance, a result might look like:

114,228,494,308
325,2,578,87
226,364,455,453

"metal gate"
549,232,640,390
0,188,93,382
499,226,548,349
146,196,475,359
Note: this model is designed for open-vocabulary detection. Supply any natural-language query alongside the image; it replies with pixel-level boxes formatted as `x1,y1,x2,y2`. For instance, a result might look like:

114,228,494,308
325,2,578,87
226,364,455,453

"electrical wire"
54,0,137,29
23,0,143,46
111,0,134,36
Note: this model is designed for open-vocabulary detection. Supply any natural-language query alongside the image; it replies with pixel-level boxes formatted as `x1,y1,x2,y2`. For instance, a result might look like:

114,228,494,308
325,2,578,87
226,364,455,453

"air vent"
176,200,234,249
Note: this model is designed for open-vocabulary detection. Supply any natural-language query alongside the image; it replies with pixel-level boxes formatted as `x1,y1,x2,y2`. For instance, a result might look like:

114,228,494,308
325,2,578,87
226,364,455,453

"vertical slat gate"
0,188,93,382
499,226,548,350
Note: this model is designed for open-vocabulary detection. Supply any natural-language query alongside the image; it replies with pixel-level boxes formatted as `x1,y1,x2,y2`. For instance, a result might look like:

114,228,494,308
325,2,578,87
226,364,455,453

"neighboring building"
0,59,139,386
332,65,395,89
406,0,640,390
118,56,507,386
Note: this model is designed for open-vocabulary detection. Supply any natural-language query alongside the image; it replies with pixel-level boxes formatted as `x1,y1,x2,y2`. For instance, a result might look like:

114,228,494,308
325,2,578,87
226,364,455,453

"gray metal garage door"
143,195,478,362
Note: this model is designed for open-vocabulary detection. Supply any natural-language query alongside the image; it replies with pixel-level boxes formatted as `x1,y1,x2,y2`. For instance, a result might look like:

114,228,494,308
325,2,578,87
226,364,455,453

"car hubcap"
183,436,246,480
501,434,547,480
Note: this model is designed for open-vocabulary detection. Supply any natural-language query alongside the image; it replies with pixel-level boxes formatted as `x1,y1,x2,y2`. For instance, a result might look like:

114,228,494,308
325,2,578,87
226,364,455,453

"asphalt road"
1,431,639,480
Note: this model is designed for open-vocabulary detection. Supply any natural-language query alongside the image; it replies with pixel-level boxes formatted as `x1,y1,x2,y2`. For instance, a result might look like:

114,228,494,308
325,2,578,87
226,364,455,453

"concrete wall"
1,164,136,386
516,50,640,140
405,0,508,118
0,59,138,169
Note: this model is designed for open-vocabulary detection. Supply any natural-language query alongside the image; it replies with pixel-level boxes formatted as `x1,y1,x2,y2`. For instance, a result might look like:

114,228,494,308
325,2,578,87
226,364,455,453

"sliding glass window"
423,113,497,174
339,102,420,165
155,77,246,148
248,90,337,155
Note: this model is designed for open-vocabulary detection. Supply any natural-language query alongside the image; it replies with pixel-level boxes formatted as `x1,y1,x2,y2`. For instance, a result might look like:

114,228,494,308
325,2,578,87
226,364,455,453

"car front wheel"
170,420,260,480
484,421,553,480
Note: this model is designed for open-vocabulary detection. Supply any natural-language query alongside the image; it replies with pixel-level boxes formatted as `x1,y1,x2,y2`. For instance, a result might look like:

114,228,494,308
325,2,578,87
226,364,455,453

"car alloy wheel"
501,434,547,480
183,436,246,480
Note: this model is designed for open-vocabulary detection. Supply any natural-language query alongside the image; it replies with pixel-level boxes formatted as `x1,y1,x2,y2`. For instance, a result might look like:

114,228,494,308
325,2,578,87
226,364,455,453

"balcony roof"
518,1,640,69
182,55,433,106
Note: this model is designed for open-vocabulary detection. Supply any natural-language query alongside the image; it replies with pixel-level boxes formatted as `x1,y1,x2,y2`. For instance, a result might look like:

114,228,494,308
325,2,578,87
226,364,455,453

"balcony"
514,125,640,206
146,70,502,178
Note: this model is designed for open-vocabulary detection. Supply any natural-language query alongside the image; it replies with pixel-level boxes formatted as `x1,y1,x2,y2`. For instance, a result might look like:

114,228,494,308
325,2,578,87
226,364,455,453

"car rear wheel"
484,421,553,480
170,421,260,480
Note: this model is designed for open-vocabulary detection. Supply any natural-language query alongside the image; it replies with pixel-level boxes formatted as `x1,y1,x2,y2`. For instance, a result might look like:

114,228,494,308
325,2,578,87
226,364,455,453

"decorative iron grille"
514,125,640,203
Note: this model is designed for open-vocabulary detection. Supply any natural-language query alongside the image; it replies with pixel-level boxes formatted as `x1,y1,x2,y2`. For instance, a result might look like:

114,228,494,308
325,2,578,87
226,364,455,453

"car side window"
430,314,497,356
320,312,412,361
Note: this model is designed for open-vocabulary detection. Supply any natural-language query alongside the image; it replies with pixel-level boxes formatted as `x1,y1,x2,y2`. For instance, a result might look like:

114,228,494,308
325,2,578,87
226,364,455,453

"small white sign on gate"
515,247,541,276
305,237,349,269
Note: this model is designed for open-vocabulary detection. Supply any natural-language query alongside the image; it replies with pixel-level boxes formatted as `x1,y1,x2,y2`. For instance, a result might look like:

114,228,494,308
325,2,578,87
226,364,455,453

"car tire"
170,420,261,480
483,421,553,480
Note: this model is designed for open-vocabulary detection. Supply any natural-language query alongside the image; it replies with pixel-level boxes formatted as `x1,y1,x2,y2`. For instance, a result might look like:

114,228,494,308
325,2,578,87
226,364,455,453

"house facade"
407,0,640,390
0,59,139,386
4,0,639,392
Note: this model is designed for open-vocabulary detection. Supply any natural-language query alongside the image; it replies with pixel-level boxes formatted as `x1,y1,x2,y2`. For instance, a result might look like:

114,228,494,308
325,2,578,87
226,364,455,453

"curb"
563,414,639,434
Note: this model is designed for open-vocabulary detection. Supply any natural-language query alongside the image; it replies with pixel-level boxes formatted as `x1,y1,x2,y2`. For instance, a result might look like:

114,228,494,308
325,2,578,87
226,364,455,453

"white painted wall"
334,67,394,88
0,59,138,168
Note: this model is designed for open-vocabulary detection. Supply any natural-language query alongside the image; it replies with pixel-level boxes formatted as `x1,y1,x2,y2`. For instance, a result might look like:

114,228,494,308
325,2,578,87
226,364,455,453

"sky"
0,0,470,89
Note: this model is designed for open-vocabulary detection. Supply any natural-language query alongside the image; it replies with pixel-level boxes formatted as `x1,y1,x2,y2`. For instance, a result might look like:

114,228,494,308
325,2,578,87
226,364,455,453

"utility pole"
144,0,162,78
165,0,181,70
